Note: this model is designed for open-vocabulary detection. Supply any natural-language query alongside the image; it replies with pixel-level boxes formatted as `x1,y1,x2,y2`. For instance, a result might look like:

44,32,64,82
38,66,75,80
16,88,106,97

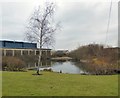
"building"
52,50,69,57
0,40,37,49
0,40,51,58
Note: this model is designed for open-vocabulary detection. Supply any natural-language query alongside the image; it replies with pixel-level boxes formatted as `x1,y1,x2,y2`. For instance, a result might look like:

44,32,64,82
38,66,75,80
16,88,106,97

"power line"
105,0,112,46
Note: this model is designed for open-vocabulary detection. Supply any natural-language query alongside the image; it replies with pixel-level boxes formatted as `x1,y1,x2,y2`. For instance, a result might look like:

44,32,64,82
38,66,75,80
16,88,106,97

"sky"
0,0,118,50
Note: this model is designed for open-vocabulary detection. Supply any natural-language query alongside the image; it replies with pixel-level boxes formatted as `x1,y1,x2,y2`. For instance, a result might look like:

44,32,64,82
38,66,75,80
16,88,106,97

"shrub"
0,57,2,71
69,44,119,75
69,44,104,59
2,56,26,71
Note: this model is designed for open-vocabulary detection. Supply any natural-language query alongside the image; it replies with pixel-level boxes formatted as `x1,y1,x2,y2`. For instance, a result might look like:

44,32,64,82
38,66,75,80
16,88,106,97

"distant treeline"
69,44,120,74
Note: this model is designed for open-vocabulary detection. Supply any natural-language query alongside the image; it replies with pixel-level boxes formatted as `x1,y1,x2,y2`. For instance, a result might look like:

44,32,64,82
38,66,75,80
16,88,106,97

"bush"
69,44,104,60
69,44,119,75
2,56,26,71
0,57,2,71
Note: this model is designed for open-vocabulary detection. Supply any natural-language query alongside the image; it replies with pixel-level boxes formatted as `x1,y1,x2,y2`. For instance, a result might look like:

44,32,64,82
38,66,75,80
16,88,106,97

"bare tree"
25,2,59,75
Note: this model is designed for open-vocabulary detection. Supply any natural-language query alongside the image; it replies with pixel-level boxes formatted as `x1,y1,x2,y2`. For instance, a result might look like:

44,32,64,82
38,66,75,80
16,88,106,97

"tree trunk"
37,47,42,75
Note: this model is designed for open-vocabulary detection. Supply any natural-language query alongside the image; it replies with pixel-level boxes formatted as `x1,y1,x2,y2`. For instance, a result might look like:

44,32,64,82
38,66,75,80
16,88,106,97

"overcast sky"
0,0,118,50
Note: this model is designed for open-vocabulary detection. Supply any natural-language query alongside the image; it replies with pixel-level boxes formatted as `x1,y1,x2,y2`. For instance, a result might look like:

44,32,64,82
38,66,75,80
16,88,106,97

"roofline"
0,40,37,44
0,48,51,50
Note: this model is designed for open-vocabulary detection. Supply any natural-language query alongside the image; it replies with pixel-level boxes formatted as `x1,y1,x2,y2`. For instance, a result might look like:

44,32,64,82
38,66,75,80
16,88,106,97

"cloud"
1,1,118,50
54,2,118,50
2,2,34,40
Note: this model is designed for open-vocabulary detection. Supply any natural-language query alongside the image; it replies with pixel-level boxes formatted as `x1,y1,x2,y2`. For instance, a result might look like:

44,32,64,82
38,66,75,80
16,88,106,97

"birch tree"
25,2,59,75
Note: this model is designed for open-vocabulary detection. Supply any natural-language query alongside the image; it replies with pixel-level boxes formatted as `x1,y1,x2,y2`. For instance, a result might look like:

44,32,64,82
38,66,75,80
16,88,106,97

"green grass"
0,71,2,97
2,71,118,96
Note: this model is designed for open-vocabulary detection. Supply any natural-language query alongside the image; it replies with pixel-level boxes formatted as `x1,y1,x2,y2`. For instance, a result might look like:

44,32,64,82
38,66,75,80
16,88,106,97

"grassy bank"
2,71,118,96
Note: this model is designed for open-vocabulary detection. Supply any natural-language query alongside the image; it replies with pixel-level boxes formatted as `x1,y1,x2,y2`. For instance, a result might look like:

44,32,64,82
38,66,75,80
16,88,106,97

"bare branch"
25,2,59,48
25,2,61,74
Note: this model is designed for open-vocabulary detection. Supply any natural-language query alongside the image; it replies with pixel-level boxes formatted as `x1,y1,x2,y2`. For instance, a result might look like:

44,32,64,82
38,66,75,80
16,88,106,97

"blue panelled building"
0,40,51,58
0,40,37,49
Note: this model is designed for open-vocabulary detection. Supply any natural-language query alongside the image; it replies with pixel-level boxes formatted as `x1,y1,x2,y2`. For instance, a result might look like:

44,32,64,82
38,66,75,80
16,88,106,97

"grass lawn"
2,71,118,96
0,71,2,97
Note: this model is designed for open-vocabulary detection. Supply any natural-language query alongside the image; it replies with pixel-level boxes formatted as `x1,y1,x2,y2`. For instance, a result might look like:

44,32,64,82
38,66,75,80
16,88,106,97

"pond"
28,61,89,74
49,61,87,74
27,60,118,75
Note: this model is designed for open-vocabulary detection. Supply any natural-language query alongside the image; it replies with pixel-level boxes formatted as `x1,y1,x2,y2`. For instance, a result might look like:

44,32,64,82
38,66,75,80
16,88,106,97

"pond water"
50,61,86,74
27,60,118,75
29,61,88,74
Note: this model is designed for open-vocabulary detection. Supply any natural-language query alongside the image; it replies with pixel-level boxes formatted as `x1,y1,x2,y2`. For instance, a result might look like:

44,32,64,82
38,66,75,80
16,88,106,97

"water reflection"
52,61,86,74
26,60,88,74
26,60,118,75
3,53,117,74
